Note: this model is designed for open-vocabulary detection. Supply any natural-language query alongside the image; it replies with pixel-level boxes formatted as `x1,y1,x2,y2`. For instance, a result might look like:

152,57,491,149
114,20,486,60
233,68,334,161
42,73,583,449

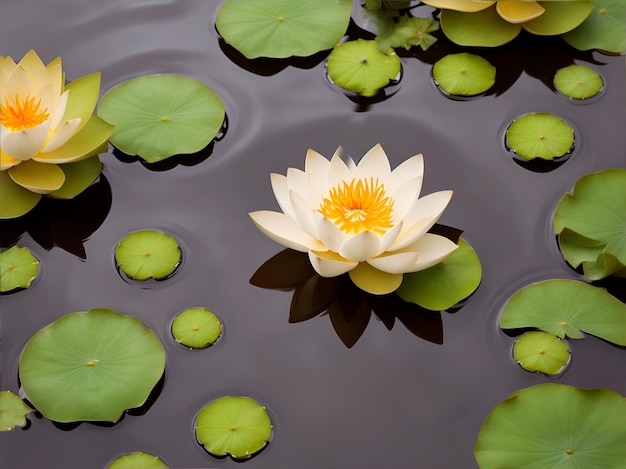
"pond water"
1,2,625,468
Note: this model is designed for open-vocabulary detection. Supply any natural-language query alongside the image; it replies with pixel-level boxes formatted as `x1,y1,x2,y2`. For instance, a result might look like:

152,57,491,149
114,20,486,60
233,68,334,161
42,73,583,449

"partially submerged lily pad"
512,331,570,375
397,238,482,310
0,245,39,292
554,64,603,99
107,452,168,469
0,390,33,431
18,308,165,423
171,307,222,349
500,279,626,346
475,384,626,468
98,75,225,163
115,230,181,281
215,0,352,59
505,113,574,160
196,396,273,459
327,39,401,97
432,53,496,97
562,0,626,53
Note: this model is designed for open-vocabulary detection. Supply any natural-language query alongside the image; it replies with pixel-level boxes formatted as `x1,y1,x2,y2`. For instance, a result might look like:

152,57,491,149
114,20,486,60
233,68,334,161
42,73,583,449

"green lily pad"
171,307,222,349
0,390,33,431
18,308,165,423
475,384,626,468
115,230,181,281
327,39,401,97
98,75,225,163
432,53,496,97
505,113,574,160
512,331,570,375
0,170,41,219
397,238,482,311
500,279,626,346
0,245,39,292
554,64,603,99
554,169,626,279
376,15,440,53
563,0,626,53
440,7,521,47
196,396,273,459
107,452,168,469
522,1,594,36
215,0,352,59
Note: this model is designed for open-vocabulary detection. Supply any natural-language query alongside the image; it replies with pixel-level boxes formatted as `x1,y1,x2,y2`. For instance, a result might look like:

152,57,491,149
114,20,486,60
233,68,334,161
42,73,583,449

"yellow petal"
18,50,49,93
1,150,21,170
41,118,81,153
421,0,495,12
8,159,65,194
1,120,50,160
348,262,403,295
309,249,357,277
496,1,545,23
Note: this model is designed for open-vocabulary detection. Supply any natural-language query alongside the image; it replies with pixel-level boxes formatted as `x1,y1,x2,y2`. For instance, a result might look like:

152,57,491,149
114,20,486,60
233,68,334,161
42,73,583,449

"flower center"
0,94,50,131
319,177,394,235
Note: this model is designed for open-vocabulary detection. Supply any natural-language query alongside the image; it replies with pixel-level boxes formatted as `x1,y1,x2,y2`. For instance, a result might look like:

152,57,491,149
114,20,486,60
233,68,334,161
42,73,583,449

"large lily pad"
107,452,168,469
215,0,352,59
18,308,165,423
500,279,626,346
98,75,225,163
0,245,39,292
440,7,521,47
512,331,570,375
475,384,626,468
505,113,574,160
563,0,626,53
115,230,182,281
0,390,33,431
432,53,496,97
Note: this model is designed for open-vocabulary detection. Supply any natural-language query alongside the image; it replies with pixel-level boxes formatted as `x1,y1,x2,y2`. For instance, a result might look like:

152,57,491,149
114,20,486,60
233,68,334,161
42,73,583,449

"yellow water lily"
249,144,458,295
0,50,114,218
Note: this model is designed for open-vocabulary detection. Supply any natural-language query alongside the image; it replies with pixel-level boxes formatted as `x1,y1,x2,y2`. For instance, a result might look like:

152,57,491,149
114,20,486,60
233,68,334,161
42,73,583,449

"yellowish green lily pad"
554,65,603,99
115,230,181,281
512,331,570,375
107,452,168,469
433,53,496,97
0,245,39,292
171,308,222,349
0,390,33,431
505,113,574,160
196,396,273,459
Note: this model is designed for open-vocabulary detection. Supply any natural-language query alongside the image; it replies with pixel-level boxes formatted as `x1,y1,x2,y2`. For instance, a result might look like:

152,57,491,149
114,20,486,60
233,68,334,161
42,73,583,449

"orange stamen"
0,94,49,131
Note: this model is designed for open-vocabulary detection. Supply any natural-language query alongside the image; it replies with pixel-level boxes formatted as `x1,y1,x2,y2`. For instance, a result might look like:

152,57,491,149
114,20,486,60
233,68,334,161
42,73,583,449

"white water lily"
249,144,458,294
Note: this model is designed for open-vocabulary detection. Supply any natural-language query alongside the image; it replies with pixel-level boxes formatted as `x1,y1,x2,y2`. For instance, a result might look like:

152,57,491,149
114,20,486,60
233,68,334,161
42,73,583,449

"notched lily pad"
171,307,222,349
505,112,574,160
0,390,33,431
196,396,273,459
512,331,570,375
562,0,626,53
432,53,496,97
107,452,168,469
115,230,182,281
554,64,603,99
0,245,39,292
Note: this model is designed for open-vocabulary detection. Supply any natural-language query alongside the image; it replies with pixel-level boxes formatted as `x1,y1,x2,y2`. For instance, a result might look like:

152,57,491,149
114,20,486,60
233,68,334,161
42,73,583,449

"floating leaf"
440,7,521,47
107,452,168,469
500,279,626,346
171,308,222,349
98,75,225,163
0,390,32,431
505,113,574,160
115,230,181,281
475,384,626,468
521,1,594,36
397,238,482,310
554,169,626,279
563,0,626,53
215,0,352,59
432,53,496,96
0,245,39,292
512,331,570,375
554,64,603,99
19,308,165,423
196,396,273,459
327,39,401,97
376,15,440,53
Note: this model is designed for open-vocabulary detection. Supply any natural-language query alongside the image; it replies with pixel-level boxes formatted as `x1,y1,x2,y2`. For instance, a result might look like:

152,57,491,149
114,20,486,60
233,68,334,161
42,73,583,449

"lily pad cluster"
0,245,39,292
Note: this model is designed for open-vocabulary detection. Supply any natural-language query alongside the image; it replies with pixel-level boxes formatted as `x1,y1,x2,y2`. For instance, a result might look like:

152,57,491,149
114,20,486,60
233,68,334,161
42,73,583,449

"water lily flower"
0,50,114,219
249,144,458,295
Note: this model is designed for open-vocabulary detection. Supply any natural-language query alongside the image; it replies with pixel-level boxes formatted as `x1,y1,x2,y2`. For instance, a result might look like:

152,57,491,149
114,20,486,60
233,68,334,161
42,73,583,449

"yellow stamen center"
0,94,49,131
86,360,98,367
565,449,574,455
319,177,394,235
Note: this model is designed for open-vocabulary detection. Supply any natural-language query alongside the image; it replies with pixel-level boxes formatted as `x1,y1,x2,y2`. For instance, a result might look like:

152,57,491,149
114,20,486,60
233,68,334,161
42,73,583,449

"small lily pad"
107,452,168,469
500,279,626,346
171,308,222,349
327,39,401,97
98,75,225,163
115,230,181,281
0,390,33,431
0,246,39,292
554,64,603,99
475,384,626,468
196,396,273,459
397,238,482,310
432,53,496,96
512,331,570,375
505,112,574,160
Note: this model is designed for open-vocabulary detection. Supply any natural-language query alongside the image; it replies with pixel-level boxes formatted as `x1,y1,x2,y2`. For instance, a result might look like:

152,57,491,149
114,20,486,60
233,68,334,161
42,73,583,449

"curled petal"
42,117,81,153
349,262,403,295
49,90,70,130
421,0,495,12
270,173,295,219
1,120,50,160
367,251,420,274
289,188,317,235
309,249,358,277
8,159,65,194
305,148,330,205
377,221,403,255
249,210,326,252
1,150,21,170
404,233,459,272
338,230,381,262
314,212,347,253
496,1,544,23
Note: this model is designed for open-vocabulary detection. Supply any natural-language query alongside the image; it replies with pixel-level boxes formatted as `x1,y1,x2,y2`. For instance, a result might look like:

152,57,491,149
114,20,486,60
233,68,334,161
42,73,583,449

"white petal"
249,211,326,252
41,117,80,153
314,212,347,252
405,233,459,272
390,176,422,221
305,148,330,205
49,89,70,130
327,151,352,189
392,153,423,195
1,120,50,160
346,156,357,171
309,250,358,277
376,221,403,255
286,167,309,202
4,64,30,98
338,230,381,262
389,217,432,251
367,251,421,274
270,173,295,219
289,188,317,235
355,143,391,182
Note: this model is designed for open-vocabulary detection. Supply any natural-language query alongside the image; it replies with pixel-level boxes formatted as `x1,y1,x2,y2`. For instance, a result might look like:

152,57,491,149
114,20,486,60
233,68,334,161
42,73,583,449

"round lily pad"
115,230,182,281
0,245,39,292
554,64,603,99
475,384,626,468
215,0,352,59
432,53,496,97
563,0,626,53
98,75,225,163
327,39,401,97
505,112,574,160
107,452,168,469
512,331,570,375
18,308,165,423
196,396,273,459
397,238,482,310
0,390,33,431
171,307,222,349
